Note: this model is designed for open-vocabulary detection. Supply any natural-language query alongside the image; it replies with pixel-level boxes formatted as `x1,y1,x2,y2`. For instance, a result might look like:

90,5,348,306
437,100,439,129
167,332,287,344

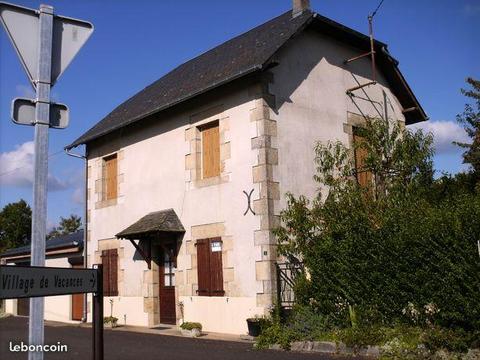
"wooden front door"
17,298,29,316
71,264,84,320
159,245,176,324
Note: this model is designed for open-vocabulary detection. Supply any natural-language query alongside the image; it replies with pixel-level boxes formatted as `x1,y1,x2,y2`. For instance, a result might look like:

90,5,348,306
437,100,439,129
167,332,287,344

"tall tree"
456,77,480,174
47,214,82,239
0,200,32,253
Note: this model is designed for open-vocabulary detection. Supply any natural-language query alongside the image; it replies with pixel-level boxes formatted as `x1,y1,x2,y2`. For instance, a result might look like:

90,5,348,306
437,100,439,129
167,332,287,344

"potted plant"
103,316,118,329
180,322,202,337
246,316,264,337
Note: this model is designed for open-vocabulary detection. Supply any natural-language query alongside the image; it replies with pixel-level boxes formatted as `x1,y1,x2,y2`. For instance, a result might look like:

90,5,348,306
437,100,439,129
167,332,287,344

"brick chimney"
292,0,310,18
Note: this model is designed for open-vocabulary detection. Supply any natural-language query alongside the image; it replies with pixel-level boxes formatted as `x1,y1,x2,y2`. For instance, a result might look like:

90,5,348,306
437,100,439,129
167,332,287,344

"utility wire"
0,149,65,178
371,0,386,18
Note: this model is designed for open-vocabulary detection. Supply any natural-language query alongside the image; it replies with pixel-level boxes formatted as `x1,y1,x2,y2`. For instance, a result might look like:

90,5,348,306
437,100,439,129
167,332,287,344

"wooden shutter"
202,122,220,178
209,238,224,296
104,155,117,200
353,130,373,188
101,249,118,296
196,239,211,296
196,238,224,297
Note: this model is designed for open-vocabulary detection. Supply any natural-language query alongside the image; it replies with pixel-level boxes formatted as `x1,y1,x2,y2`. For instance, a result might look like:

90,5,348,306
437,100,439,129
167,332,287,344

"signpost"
0,265,104,360
0,2,93,360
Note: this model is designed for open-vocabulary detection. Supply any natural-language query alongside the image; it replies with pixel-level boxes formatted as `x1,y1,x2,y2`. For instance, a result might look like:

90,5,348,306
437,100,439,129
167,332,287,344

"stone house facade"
65,3,426,335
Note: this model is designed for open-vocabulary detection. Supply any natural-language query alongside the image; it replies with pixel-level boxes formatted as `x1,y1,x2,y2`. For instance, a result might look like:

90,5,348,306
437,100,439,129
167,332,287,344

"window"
200,121,220,178
163,251,176,287
103,154,117,200
101,249,118,296
353,128,373,188
196,237,224,296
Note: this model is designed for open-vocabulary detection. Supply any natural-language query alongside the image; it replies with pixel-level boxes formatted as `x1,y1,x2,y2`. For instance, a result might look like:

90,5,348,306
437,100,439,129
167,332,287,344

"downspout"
65,146,88,323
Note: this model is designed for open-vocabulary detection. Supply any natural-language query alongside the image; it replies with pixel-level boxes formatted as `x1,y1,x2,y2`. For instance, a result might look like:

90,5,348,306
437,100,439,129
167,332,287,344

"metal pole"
368,15,376,83
28,4,53,360
92,265,104,360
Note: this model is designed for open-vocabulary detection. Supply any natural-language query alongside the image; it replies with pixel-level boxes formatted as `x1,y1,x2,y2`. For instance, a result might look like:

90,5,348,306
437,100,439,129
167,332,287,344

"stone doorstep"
269,341,380,358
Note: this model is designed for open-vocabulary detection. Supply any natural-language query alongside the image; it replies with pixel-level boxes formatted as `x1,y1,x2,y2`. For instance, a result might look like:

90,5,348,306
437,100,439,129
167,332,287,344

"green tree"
275,118,480,332
456,77,480,174
47,214,82,239
0,200,32,253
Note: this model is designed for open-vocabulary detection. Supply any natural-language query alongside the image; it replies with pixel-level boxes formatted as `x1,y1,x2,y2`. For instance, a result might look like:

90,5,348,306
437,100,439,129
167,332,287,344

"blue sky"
0,0,479,228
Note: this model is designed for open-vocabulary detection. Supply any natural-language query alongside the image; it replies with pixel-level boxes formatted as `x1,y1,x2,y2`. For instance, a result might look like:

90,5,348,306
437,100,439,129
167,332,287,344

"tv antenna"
344,0,386,94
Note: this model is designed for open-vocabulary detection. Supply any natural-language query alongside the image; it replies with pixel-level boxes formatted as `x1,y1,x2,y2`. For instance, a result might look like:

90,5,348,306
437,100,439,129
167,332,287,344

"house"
1,231,85,322
63,1,426,335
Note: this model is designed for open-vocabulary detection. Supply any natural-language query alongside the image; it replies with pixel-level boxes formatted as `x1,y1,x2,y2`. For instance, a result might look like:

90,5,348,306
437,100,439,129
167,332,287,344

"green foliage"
103,316,118,324
47,214,82,239
273,118,480,352
421,327,477,353
180,322,202,331
256,320,295,350
0,200,32,253
456,77,480,174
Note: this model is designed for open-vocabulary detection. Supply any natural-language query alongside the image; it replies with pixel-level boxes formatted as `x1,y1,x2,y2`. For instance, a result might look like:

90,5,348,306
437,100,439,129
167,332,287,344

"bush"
103,316,118,325
421,327,475,353
180,322,202,331
276,191,480,335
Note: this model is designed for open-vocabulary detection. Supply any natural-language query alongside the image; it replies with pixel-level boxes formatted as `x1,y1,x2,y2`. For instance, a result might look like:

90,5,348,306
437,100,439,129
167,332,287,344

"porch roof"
115,209,185,240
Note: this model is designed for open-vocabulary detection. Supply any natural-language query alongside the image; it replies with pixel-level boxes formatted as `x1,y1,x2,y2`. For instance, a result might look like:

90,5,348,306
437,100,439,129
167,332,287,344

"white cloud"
410,120,469,154
0,141,67,191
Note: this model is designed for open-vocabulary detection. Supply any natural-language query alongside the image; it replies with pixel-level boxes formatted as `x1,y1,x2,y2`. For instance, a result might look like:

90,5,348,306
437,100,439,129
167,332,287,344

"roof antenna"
344,0,386,94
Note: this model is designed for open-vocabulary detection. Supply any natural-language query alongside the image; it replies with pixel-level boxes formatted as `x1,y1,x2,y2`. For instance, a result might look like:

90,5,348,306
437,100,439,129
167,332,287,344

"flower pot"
246,319,261,337
181,328,201,338
106,321,117,329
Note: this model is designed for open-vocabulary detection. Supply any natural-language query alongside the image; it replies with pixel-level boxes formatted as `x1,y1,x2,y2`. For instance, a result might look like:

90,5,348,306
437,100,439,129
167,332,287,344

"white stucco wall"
87,84,262,333
269,29,407,205
179,295,263,335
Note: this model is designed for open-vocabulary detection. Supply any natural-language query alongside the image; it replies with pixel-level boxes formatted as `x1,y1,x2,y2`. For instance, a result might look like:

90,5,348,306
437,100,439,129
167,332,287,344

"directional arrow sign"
11,97,69,128
0,265,99,299
0,1,93,88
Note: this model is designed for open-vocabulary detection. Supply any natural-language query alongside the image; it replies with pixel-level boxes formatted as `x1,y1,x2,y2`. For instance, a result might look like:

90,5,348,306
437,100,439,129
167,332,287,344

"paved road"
0,316,362,360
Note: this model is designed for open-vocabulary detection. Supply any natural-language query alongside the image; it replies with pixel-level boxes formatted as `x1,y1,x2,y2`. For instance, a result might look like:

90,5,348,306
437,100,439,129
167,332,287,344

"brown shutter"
101,249,118,296
196,239,211,296
196,238,224,297
105,155,117,200
353,130,373,188
109,249,118,296
101,250,110,296
209,237,224,296
202,123,220,178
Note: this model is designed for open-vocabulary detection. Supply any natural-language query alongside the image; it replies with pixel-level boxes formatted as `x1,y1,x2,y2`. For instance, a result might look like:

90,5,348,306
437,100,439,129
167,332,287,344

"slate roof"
0,230,84,258
67,9,426,149
116,209,185,239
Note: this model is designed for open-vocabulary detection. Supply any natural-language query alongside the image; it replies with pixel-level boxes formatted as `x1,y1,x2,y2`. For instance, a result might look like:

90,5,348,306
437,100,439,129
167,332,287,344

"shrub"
421,327,473,353
103,316,118,325
180,322,202,331
270,118,480,353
